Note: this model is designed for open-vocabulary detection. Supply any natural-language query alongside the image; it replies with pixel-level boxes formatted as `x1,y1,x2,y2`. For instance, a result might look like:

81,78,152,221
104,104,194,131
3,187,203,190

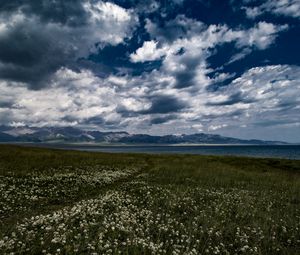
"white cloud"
235,22,288,49
244,0,300,19
135,18,286,63
243,6,261,19
130,17,286,95
208,65,300,126
226,65,300,107
208,124,228,131
107,75,128,86
0,67,153,128
148,65,300,136
83,1,137,47
130,41,166,62
226,48,252,65
1,64,299,141
124,17,294,137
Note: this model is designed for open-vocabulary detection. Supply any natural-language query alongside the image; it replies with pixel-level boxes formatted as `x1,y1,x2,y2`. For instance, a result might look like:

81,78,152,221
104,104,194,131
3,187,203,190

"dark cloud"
0,1,81,88
116,106,139,118
0,1,24,13
0,0,87,26
0,0,137,89
0,22,70,88
112,0,184,15
0,24,73,89
140,95,186,114
150,114,176,124
0,101,13,108
193,109,244,120
174,57,200,88
84,116,105,125
174,70,195,88
206,92,255,106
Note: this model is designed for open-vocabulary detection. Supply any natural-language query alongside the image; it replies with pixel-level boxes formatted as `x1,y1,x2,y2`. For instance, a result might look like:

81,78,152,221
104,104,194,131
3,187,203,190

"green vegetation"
0,145,299,254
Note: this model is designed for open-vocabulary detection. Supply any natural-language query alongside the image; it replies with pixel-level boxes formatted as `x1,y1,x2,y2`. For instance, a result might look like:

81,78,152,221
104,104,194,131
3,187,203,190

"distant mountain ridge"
0,126,289,145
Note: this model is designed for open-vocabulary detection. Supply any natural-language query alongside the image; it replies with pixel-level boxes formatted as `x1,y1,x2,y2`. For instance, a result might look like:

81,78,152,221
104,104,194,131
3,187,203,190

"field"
0,145,299,254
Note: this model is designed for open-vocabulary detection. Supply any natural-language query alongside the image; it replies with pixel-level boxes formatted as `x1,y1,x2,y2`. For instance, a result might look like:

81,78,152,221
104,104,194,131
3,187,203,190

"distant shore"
1,142,299,160
1,141,297,146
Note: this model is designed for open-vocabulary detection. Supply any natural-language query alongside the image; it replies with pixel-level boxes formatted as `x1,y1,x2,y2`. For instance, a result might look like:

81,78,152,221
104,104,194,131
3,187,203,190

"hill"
0,126,288,145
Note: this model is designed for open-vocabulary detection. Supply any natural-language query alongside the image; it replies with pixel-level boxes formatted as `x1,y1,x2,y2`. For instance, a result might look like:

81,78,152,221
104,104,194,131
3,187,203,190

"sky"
0,0,299,142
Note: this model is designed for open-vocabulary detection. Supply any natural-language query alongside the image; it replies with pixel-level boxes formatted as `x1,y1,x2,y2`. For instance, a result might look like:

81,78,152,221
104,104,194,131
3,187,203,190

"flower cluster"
1,174,299,254
0,166,139,219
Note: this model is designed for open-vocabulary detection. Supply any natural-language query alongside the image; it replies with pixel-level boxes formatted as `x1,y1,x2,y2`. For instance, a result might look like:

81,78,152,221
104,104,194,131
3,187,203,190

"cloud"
83,1,137,45
131,16,287,91
135,18,286,61
208,124,228,131
150,114,176,125
234,22,288,50
145,15,205,43
208,65,300,128
160,64,300,136
0,2,298,142
1,64,298,139
140,95,187,114
0,0,87,26
0,68,121,127
0,0,137,89
130,41,165,63
243,0,300,19
226,48,252,65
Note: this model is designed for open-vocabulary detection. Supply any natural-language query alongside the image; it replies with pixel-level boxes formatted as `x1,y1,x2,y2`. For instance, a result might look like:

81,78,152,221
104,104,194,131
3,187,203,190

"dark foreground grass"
0,145,299,254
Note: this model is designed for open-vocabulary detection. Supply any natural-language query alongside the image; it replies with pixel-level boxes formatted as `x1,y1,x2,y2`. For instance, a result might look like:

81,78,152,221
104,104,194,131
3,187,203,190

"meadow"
0,145,299,254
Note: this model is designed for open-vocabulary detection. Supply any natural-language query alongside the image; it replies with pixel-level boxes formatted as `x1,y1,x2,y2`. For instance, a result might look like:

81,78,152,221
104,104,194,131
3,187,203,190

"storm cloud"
0,0,137,89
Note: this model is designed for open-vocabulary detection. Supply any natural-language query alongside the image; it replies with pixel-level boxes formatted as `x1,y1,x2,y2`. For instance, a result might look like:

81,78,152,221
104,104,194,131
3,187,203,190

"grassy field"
0,145,299,254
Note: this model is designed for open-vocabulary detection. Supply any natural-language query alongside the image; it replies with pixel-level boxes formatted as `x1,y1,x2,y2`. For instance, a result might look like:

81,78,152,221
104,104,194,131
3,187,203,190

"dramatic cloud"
140,95,186,114
0,0,137,89
0,0,299,141
208,65,300,124
1,65,299,139
131,17,287,90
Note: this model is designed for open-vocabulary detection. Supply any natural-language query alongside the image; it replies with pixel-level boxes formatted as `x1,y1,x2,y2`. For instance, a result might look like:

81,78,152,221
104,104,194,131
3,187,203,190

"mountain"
0,126,288,145
0,132,16,142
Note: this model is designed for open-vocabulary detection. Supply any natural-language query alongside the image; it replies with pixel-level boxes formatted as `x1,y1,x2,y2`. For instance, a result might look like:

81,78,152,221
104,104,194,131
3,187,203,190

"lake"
23,144,300,160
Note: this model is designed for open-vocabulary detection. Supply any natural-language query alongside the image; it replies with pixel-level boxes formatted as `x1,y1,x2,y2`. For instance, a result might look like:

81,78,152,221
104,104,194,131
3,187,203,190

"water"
26,144,300,160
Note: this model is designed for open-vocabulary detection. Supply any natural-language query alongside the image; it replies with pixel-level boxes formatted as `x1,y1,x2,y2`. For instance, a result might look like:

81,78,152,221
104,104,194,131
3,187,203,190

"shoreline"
1,143,299,160
0,142,297,147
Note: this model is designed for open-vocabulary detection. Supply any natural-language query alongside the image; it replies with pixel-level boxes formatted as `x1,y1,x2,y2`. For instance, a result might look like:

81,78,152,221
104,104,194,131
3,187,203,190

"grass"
0,144,299,254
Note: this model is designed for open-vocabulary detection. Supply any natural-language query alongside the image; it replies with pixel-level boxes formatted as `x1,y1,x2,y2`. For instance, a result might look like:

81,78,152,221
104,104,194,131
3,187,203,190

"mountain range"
0,126,289,145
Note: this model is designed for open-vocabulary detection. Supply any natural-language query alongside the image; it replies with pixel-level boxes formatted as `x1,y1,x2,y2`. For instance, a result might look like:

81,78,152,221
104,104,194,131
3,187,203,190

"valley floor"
0,145,299,254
